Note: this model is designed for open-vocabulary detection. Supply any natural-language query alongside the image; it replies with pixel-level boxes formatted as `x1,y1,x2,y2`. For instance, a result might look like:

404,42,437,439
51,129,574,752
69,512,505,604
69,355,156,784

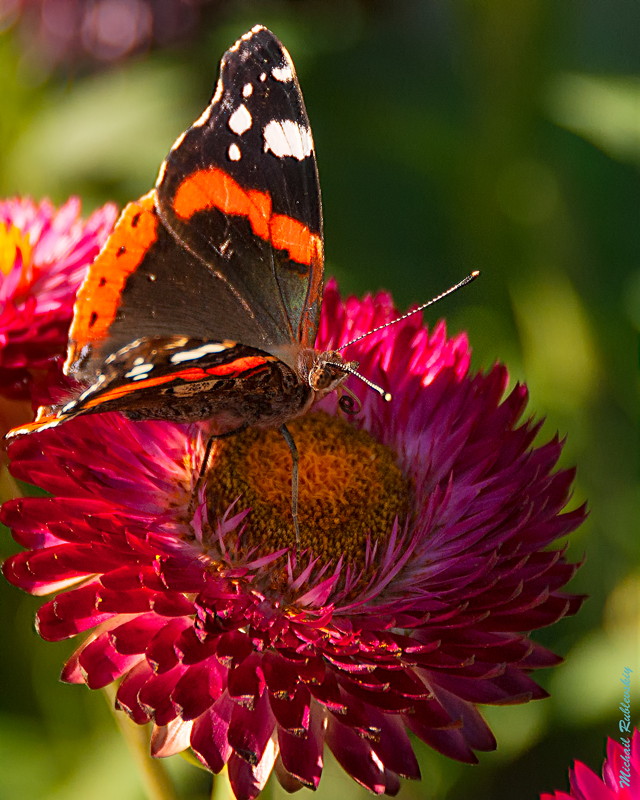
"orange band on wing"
81,358,269,410
173,168,272,241
6,414,62,438
69,193,158,351
269,214,322,269
82,367,209,409
172,167,322,267
206,355,268,377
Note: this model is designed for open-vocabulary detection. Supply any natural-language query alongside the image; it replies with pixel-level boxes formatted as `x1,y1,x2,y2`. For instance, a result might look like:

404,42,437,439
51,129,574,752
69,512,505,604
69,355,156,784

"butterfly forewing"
65,194,284,383
155,25,324,351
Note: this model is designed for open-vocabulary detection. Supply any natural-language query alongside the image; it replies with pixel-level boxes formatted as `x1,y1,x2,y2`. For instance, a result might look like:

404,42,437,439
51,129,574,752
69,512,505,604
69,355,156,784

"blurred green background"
0,1,638,798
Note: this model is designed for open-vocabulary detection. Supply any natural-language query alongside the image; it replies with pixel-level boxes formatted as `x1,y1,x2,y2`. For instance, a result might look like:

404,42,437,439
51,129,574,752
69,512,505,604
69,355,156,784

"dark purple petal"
227,653,266,709
227,743,278,800
190,693,234,773
428,686,496,752
308,668,347,712
325,715,387,794
147,617,193,673
383,770,401,796
116,659,154,724
366,707,421,779
277,703,324,789
109,614,169,655
138,664,187,725
174,624,219,665
268,684,311,734
406,722,478,765
274,756,305,793
227,689,276,767
262,650,300,698
172,658,224,720
78,631,145,689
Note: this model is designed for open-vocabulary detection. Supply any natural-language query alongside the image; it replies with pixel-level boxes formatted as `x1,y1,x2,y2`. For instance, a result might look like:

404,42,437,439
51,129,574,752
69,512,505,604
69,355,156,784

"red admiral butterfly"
9,26,477,539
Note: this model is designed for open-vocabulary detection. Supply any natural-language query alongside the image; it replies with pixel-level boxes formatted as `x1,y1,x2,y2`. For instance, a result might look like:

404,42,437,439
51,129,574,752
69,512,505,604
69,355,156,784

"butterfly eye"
308,359,349,393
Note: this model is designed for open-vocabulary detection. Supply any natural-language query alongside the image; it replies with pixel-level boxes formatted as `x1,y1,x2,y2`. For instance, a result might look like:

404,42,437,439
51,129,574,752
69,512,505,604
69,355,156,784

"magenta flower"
0,197,117,402
1,281,586,799
541,729,639,799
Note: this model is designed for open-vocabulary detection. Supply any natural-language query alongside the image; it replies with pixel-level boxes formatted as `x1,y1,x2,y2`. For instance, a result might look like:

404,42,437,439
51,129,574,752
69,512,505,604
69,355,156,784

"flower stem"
103,685,180,800
210,767,234,800
0,461,22,502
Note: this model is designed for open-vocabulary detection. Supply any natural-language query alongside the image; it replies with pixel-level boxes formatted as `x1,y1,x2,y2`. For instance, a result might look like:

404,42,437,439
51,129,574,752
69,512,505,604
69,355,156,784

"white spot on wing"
263,120,313,160
211,78,223,106
170,130,187,151
230,27,264,54
259,72,267,82
228,104,252,136
272,65,293,82
192,106,211,129
77,374,106,401
31,419,61,433
228,143,241,161
170,343,230,364
242,83,253,97
125,363,154,380
155,159,167,187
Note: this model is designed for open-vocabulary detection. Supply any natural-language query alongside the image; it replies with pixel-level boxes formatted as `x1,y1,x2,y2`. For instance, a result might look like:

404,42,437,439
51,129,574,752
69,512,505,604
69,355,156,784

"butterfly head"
308,351,359,398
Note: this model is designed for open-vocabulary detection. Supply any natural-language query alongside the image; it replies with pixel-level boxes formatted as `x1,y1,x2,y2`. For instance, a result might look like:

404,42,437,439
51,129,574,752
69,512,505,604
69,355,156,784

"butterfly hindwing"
61,336,309,431
155,25,324,351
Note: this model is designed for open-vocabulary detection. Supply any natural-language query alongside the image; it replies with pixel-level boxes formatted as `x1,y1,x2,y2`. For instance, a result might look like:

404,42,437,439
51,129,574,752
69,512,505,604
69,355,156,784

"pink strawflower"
541,729,639,800
0,197,117,402
2,281,587,799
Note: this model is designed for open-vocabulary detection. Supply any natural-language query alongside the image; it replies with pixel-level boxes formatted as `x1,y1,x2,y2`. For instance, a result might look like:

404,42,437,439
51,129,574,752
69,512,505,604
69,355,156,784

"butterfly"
9,25,477,539
8,26,375,539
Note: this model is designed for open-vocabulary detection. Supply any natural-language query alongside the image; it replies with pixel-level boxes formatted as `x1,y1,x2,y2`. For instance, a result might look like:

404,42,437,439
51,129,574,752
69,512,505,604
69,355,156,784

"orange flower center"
0,224,35,294
206,411,411,562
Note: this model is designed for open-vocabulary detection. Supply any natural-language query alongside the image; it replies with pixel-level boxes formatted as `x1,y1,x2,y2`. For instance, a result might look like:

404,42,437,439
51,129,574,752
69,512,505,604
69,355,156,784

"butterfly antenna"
337,271,480,352
325,362,392,402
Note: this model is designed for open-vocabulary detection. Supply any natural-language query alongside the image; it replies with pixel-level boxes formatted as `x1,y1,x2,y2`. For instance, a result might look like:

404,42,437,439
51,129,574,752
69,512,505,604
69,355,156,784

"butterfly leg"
279,423,300,545
189,426,247,518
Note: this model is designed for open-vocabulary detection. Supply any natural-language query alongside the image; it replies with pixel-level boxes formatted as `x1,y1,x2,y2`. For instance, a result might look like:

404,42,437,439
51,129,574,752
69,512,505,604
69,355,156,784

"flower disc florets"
0,197,116,402
2,280,587,800
204,411,411,563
